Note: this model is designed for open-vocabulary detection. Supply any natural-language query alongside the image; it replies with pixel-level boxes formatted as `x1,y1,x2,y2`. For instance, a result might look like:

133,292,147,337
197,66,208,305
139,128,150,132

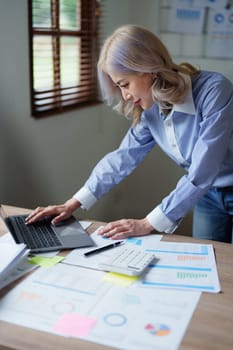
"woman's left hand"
98,218,154,240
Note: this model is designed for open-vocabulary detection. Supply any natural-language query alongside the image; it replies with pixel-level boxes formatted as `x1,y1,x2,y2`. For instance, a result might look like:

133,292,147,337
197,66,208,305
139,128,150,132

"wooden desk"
0,204,233,350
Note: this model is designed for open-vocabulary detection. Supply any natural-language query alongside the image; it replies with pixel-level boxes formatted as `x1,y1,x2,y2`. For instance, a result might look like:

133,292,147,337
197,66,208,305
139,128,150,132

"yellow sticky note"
28,255,64,268
103,272,139,287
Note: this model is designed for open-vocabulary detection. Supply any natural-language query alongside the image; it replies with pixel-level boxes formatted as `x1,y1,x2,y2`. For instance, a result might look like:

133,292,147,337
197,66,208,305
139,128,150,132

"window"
28,0,101,118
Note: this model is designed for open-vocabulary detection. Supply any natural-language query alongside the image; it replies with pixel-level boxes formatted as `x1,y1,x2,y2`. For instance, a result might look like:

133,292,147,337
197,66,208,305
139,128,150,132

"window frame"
28,0,101,118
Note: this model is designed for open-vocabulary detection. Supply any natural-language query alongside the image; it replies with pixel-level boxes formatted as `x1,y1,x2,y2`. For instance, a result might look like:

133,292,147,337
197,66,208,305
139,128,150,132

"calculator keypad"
99,247,155,276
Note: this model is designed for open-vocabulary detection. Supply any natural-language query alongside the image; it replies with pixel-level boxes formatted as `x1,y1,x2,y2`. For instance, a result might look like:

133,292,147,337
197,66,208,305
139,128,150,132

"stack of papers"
0,237,35,290
0,242,27,274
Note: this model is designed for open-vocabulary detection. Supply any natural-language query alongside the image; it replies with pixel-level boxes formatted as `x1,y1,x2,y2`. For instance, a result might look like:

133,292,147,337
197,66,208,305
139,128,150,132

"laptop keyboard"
9,215,62,249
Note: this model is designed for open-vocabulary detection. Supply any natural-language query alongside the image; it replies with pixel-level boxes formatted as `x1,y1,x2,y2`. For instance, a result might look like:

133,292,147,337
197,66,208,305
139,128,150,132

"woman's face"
109,71,154,110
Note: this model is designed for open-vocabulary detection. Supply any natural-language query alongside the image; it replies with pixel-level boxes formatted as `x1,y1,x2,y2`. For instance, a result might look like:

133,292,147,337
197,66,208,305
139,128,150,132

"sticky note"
53,313,96,337
103,272,139,287
28,255,64,268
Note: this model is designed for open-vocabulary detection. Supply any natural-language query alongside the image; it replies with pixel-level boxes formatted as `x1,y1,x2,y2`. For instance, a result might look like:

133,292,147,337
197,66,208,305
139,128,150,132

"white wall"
0,0,232,236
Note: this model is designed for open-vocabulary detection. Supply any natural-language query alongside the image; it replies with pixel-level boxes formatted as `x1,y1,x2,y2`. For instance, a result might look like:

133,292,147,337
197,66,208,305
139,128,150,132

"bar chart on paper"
138,241,220,293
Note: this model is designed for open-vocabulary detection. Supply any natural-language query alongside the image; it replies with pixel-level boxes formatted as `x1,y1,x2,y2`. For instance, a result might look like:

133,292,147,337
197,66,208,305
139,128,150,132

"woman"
26,25,233,243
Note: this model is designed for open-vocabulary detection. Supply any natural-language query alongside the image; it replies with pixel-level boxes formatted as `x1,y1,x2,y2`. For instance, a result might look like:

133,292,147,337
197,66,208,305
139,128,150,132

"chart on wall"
165,0,233,58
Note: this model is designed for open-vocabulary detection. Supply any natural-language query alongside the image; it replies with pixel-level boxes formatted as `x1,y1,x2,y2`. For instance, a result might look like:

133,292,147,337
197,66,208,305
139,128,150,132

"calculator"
98,247,155,276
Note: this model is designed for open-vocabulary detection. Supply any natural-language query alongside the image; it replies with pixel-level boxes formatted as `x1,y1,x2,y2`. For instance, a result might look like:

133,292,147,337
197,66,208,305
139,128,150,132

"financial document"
139,241,221,293
0,262,200,350
1,229,222,349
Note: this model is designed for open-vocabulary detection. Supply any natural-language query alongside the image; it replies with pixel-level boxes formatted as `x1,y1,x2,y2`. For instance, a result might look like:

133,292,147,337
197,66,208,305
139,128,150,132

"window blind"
28,0,101,118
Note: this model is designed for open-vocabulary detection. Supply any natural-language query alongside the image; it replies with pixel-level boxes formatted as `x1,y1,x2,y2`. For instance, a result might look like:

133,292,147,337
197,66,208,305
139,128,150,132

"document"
0,234,36,289
0,253,37,290
0,262,200,350
138,241,221,293
205,8,233,58
169,1,206,33
0,241,27,274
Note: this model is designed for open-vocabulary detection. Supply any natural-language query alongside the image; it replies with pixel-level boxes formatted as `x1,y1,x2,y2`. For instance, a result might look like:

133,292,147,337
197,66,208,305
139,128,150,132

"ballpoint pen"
84,240,125,257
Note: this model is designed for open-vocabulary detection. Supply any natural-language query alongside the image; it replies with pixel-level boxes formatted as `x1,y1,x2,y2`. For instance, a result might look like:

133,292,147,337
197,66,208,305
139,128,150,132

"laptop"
1,212,95,253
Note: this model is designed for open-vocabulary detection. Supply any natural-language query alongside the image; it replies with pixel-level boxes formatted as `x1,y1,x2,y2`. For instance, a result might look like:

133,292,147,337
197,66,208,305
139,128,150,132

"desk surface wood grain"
0,204,232,350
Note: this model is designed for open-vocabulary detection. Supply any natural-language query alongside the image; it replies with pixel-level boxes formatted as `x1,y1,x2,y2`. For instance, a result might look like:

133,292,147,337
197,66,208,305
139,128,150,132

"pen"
84,241,124,257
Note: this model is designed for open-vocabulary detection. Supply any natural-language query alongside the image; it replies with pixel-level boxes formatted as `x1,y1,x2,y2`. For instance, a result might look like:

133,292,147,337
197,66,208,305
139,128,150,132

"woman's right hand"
25,198,81,225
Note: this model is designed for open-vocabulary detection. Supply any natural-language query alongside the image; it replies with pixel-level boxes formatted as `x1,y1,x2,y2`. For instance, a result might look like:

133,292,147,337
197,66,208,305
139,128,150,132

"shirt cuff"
146,206,178,233
73,187,97,210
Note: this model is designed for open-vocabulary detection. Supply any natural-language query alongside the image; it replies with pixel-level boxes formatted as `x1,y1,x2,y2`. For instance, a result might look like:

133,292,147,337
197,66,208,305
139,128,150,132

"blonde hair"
98,25,199,125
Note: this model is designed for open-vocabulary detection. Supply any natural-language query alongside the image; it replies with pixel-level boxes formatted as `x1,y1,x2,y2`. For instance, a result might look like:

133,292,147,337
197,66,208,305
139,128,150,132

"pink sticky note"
53,313,96,337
